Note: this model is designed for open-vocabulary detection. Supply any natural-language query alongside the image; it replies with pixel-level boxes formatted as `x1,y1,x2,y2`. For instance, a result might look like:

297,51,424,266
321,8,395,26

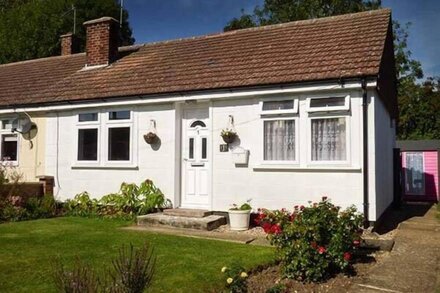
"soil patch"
246,251,388,293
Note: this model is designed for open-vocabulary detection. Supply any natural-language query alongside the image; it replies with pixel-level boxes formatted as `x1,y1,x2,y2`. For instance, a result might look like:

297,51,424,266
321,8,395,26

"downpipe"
362,78,370,228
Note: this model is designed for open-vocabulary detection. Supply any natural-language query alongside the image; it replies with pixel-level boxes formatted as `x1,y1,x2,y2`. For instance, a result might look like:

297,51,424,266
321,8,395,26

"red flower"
254,213,266,225
270,224,282,234
318,246,326,254
290,214,296,222
322,196,328,201
353,240,360,247
310,241,318,249
343,252,352,261
262,222,272,233
294,205,299,210
300,205,305,211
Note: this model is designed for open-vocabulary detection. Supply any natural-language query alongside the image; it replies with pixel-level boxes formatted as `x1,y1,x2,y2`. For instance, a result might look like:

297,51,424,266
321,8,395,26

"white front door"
181,106,210,208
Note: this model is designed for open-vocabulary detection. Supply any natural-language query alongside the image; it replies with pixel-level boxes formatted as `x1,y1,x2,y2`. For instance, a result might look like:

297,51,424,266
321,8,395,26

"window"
1,134,18,161
264,120,296,161
307,95,350,112
190,120,206,128
189,138,194,159
311,118,346,161
75,110,134,166
260,99,298,115
108,127,130,161
405,152,425,195
109,111,130,120
78,129,98,161
79,113,98,122
202,137,207,159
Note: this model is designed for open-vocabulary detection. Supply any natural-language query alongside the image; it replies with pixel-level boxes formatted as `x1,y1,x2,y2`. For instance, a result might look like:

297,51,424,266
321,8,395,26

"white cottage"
0,9,397,224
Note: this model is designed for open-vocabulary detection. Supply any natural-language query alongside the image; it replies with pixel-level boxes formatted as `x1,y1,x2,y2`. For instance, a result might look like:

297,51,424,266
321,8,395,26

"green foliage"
265,284,287,293
0,0,134,65
24,195,57,220
53,243,155,293
65,179,169,218
0,199,27,222
230,202,252,211
221,263,249,293
256,198,363,282
224,0,381,31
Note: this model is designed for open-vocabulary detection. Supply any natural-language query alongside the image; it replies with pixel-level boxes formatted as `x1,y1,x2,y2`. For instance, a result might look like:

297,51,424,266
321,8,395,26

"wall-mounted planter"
144,132,158,144
221,132,237,144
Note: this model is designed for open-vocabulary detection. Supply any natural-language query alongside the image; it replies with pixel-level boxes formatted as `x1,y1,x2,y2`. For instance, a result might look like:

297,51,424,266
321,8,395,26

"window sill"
253,164,361,172
71,164,139,170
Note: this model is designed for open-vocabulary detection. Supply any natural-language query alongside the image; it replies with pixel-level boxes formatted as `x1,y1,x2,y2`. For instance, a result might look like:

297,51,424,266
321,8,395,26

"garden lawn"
0,217,273,293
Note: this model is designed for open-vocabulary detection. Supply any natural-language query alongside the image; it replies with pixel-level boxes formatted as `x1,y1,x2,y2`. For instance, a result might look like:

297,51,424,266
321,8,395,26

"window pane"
310,97,345,108
262,100,294,111
109,111,130,120
190,120,206,128
202,137,207,159
311,118,346,161
108,127,130,161
264,120,295,161
78,129,98,161
189,138,194,159
2,120,14,130
79,113,98,122
405,152,425,195
1,135,17,161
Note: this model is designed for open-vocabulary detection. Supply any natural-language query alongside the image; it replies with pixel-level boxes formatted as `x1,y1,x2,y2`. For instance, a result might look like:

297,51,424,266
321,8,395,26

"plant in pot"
228,202,252,231
143,132,158,144
220,128,237,144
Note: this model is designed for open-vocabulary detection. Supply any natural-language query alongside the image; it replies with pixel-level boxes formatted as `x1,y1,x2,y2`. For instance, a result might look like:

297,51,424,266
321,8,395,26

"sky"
123,0,440,78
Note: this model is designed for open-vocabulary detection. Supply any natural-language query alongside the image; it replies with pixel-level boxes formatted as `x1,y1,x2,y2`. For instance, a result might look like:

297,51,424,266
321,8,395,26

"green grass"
0,217,273,292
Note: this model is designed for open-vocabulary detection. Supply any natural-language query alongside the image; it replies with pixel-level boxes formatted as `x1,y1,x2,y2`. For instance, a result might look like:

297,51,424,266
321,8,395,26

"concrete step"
137,213,226,231
163,208,212,218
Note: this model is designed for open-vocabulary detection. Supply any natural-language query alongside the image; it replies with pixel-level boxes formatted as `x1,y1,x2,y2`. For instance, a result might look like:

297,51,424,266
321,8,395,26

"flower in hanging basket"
144,132,158,144
220,128,237,144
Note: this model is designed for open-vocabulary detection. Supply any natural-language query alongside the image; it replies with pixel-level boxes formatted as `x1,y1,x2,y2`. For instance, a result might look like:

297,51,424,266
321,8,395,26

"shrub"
255,197,363,282
221,263,248,293
24,195,57,219
52,243,155,293
0,199,27,222
66,179,170,218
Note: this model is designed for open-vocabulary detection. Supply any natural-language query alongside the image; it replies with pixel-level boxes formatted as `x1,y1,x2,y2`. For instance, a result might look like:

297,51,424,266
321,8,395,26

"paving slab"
351,205,440,293
137,213,226,231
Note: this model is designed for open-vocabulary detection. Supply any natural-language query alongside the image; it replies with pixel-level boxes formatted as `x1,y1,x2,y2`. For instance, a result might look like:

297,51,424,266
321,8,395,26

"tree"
0,0,134,64
225,0,440,139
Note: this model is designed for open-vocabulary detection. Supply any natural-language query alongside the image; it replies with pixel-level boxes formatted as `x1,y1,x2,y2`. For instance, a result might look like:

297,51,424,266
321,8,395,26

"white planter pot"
228,210,251,231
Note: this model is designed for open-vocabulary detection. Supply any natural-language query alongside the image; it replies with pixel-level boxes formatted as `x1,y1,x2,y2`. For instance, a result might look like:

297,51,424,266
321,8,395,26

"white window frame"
260,116,299,165
73,109,136,168
306,95,350,112
0,119,19,165
260,98,299,115
307,114,351,166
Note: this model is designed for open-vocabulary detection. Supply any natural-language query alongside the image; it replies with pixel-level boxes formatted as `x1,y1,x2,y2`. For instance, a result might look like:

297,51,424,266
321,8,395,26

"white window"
310,117,347,161
0,119,18,163
264,119,296,161
405,152,425,195
306,95,350,112
260,98,298,115
75,110,134,167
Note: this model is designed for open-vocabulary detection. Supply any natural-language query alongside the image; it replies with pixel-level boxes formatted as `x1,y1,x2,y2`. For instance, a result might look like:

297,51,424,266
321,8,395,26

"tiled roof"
0,9,392,108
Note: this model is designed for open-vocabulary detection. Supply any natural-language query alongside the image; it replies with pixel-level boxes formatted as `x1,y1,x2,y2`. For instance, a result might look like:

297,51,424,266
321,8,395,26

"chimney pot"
83,17,119,67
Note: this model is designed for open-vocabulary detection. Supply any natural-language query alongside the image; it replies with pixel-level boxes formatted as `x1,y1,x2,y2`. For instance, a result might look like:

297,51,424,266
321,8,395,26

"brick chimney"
83,17,119,67
60,33,79,56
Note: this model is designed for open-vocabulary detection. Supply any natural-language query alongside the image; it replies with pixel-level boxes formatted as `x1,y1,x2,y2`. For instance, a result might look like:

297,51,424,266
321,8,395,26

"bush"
65,179,170,219
24,195,57,219
52,243,155,293
0,199,27,222
221,263,248,293
255,197,363,282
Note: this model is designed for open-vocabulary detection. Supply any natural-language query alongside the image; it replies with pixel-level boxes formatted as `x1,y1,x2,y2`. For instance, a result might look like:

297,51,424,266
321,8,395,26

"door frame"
180,102,212,209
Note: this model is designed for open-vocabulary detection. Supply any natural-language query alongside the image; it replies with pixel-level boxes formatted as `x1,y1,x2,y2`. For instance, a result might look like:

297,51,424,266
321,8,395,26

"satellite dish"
12,116,36,134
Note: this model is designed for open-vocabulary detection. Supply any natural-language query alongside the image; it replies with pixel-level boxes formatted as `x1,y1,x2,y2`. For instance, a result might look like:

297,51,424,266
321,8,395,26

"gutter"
361,78,370,228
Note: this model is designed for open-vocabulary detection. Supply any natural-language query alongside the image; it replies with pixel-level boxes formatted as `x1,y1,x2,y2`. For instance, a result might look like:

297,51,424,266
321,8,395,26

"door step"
137,213,226,231
163,208,212,218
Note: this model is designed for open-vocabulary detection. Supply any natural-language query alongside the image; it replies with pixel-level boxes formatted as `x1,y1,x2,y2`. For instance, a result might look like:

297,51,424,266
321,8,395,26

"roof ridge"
0,52,85,68
139,8,391,47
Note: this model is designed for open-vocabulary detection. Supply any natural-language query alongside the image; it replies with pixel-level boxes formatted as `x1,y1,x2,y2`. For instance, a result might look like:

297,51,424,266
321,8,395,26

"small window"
311,118,346,161
1,134,17,161
79,113,98,122
189,138,194,159
108,127,130,161
190,120,206,128
307,96,350,112
202,137,207,159
261,99,298,115
1,119,14,130
264,120,296,161
109,111,130,120
78,129,98,161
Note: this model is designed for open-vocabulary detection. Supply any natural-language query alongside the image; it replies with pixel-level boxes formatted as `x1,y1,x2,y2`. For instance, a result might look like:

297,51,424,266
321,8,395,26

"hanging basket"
221,132,236,144
144,132,158,144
